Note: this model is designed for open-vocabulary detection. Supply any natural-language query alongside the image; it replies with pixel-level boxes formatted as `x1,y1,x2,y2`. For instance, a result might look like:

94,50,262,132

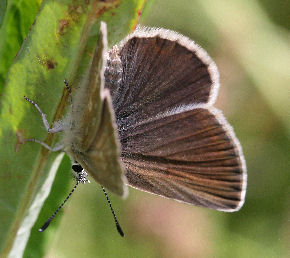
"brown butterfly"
25,22,246,232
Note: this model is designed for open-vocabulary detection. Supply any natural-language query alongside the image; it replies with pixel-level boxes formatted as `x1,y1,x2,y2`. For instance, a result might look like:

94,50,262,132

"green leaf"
0,0,41,93
0,0,147,256
0,0,7,28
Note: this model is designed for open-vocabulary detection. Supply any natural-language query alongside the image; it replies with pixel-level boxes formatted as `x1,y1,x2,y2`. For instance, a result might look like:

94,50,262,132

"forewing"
105,27,219,127
120,107,246,211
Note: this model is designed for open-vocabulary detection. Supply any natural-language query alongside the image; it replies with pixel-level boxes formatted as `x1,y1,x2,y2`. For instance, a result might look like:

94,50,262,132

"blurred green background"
1,0,290,257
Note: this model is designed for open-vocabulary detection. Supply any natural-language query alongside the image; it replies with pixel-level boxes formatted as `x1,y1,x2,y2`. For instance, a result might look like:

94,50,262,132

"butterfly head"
71,161,90,184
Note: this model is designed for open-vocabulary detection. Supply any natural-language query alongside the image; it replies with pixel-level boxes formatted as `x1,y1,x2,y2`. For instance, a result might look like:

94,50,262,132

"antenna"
39,180,80,232
38,178,125,235
101,186,125,237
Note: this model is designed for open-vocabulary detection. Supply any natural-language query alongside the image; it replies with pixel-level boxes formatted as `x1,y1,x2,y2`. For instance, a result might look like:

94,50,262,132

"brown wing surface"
120,107,246,211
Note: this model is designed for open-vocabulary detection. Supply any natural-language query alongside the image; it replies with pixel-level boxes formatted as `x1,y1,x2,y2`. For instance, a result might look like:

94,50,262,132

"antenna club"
101,186,125,237
38,219,52,232
116,224,125,237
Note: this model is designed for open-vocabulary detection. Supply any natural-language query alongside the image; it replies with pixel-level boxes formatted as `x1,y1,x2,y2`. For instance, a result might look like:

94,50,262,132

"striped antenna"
39,181,80,232
101,186,125,237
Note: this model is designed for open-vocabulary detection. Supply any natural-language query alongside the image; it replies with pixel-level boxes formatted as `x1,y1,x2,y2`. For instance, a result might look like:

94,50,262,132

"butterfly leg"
25,138,64,152
24,96,65,152
63,79,73,108
63,79,74,129
24,96,64,133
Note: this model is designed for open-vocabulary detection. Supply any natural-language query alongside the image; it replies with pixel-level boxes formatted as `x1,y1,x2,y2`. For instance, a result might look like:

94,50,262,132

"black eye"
72,164,83,172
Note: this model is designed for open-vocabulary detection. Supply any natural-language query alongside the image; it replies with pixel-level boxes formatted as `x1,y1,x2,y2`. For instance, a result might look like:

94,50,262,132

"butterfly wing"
105,27,219,126
67,22,127,197
79,97,128,197
120,107,246,211
105,27,246,210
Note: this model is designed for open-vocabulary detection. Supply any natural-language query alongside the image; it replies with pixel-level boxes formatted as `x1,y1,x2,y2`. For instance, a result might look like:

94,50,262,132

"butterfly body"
61,22,128,198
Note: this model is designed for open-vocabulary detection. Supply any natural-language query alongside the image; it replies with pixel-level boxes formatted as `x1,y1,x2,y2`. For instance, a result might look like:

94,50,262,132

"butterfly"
25,22,247,230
